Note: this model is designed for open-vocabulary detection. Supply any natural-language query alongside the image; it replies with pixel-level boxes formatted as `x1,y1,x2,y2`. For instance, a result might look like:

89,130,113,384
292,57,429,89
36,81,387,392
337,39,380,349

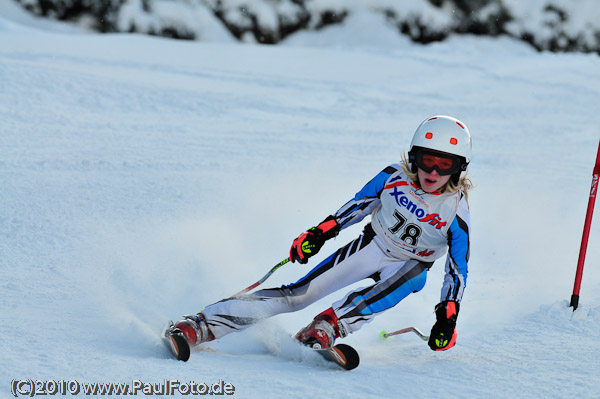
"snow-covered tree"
12,0,600,54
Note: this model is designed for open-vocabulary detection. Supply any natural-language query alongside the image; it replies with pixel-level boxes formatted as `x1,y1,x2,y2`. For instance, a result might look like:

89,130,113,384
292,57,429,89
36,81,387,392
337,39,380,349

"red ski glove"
290,215,340,264
428,300,459,351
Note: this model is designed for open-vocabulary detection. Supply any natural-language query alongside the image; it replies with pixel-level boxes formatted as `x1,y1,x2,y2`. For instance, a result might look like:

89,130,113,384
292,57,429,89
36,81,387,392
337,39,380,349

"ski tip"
331,344,360,370
168,332,191,361
164,329,191,362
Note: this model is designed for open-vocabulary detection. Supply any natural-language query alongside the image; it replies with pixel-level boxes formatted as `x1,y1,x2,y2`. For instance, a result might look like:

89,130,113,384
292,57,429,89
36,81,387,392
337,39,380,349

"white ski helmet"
409,115,472,172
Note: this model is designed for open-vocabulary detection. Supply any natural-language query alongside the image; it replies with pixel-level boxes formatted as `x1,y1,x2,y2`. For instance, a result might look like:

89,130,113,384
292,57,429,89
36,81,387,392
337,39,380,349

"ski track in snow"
1,4,600,399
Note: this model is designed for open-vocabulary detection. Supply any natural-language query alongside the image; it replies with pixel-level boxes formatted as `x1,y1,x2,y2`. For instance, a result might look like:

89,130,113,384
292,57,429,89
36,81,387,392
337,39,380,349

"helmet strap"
408,149,418,173
451,172,461,185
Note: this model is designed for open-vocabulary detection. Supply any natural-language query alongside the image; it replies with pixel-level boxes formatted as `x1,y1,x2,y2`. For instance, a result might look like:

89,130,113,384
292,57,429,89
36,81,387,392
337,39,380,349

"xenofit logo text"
389,187,447,229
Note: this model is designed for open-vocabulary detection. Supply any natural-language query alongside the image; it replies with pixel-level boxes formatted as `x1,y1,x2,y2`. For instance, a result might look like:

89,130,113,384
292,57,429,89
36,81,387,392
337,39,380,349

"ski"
313,343,360,370
162,321,191,362
161,321,359,369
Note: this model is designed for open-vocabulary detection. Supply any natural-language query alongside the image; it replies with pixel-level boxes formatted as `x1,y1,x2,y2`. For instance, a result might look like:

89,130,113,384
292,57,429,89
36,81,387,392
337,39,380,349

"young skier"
174,115,471,352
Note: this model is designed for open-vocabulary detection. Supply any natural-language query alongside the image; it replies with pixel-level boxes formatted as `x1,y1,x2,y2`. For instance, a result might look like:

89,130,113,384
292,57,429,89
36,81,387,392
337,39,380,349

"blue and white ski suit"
202,163,470,338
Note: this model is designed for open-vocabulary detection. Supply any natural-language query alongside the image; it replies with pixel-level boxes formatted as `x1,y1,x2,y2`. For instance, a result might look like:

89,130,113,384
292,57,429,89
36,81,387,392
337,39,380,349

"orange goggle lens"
416,152,460,176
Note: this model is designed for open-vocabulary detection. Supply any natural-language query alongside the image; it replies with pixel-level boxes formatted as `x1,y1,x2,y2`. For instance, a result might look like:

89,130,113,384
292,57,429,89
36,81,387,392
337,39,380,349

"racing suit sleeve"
441,192,470,302
333,165,399,230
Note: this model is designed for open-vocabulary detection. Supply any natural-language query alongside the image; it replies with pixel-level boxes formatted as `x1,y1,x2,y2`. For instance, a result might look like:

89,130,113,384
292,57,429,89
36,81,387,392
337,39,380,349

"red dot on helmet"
455,122,464,129
450,138,458,145
425,132,433,139
428,117,438,121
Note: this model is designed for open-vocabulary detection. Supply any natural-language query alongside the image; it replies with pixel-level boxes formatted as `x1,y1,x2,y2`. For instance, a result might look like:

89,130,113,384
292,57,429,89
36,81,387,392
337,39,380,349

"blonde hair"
400,153,472,201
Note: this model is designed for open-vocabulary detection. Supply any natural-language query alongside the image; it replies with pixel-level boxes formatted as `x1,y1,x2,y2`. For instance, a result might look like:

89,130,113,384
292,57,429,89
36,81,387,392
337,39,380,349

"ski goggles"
415,151,462,176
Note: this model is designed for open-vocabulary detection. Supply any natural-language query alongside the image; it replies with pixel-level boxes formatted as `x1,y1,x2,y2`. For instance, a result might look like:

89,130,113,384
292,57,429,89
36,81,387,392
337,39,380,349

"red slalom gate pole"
570,139,600,311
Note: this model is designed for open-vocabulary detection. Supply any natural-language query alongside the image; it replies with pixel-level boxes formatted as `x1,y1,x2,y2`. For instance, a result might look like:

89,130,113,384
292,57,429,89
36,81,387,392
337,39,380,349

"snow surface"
1,2,600,398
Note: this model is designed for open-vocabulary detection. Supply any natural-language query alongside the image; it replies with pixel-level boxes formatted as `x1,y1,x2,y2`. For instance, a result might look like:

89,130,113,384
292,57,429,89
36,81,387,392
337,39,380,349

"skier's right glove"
290,215,340,264
428,300,459,351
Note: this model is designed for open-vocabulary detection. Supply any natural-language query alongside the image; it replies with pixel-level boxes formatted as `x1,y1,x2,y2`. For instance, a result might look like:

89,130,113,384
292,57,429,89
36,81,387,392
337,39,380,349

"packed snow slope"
1,6,600,399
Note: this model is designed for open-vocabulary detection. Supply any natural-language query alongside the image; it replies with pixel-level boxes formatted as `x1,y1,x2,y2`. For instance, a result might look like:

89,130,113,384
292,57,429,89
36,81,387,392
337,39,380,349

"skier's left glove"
428,300,459,351
290,215,340,264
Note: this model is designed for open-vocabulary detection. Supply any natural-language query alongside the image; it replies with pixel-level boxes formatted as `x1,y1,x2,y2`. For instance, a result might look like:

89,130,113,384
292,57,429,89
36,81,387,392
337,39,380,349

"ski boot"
295,307,346,349
173,313,215,346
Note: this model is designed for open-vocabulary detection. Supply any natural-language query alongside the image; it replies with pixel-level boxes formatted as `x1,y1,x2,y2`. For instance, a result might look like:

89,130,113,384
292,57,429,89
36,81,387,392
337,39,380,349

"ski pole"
570,138,600,311
380,326,429,341
229,257,291,298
